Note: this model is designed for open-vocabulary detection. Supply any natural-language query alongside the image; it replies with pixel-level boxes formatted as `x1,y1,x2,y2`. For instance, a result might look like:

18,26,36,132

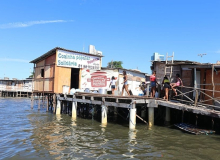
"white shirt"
110,79,116,85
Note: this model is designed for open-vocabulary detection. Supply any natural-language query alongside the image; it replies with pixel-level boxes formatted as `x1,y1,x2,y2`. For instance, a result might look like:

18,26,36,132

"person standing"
170,74,183,96
162,76,170,101
109,76,117,95
121,71,130,96
150,71,157,98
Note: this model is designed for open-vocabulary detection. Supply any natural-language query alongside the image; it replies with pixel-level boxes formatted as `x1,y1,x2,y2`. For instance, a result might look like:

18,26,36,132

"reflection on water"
0,98,220,159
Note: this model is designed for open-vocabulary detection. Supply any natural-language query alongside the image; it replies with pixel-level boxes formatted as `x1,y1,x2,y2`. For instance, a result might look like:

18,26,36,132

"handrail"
171,85,220,110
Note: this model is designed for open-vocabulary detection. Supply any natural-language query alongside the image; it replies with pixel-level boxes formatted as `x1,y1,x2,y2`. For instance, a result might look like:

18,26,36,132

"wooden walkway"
57,92,220,119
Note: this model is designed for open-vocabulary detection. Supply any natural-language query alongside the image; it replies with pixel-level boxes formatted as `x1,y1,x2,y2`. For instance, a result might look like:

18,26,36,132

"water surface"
0,98,220,159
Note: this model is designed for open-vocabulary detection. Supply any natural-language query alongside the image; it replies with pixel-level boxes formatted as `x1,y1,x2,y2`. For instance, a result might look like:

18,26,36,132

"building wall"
0,79,33,92
54,66,71,93
204,69,220,105
34,54,56,93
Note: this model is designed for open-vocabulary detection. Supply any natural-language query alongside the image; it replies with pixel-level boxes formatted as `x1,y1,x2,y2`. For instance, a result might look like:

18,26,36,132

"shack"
151,59,220,107
30,47,147,96
30,47,103,94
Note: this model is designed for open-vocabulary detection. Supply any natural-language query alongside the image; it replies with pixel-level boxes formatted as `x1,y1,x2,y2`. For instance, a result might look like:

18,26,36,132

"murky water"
0,98,220,160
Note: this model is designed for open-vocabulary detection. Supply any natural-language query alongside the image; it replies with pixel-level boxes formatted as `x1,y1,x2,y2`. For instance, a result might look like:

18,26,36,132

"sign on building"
56,49,101,70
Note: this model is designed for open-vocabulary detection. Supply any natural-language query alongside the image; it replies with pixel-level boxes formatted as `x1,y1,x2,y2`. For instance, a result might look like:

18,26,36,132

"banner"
80,69,118,91
57,49,101,70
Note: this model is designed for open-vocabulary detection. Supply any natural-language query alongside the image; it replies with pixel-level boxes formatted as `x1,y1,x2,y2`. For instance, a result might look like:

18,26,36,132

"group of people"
150,71,183,101
109,70,130,96
109,70,183,99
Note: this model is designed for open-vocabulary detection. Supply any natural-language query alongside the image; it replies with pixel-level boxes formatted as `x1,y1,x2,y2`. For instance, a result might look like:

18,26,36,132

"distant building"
0,78,33,97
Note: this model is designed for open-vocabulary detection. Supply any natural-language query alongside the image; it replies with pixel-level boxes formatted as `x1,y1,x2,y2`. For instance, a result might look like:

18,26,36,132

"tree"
107,61,123,69
29,71,34,78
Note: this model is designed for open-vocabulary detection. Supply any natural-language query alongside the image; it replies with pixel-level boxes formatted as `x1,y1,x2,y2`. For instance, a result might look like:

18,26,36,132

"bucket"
62,85,70,94
70,88,76,95
98,88,107,94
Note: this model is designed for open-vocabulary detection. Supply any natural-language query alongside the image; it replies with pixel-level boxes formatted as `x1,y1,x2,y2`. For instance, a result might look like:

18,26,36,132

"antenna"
198,53,206,63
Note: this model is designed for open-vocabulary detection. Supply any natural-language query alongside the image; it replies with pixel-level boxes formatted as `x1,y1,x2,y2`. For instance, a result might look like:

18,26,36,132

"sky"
0,0,220,79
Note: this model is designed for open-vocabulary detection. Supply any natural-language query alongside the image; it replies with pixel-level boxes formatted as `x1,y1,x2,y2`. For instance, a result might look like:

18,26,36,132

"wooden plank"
58,97,131,108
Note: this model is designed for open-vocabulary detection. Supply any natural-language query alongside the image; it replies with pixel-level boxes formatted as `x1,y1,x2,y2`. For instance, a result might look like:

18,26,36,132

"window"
41,69,44,78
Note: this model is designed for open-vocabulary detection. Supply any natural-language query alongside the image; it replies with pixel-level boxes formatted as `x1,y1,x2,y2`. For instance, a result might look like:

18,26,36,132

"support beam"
46,95,49,112
129,103,136,130
72,101,77,120
56,99,61,115
141,106,146,119
31,93,34,109
148,107,154,127
53,94,56,113
101,105,107,125
38,94,40,110
165,107,170,124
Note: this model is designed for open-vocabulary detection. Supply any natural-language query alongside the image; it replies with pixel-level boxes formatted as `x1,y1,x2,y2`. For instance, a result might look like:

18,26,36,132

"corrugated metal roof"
30,47,104,63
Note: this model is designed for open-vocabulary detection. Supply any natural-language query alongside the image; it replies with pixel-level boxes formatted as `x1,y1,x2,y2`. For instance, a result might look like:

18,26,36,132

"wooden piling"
101,98,107,125
46,95,49,112
129,102,136,130
38,93,40,110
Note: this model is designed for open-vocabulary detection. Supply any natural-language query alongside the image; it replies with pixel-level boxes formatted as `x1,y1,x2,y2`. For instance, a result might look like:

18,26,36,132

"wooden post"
148,100,157,127
101,98,107,125
31,93,34,109
38,93,40,110
148,107,154,127
72,102,77,120
113,107,118,122
72,95,77,119
129,102,136,130
212,64,215,105
141,106,146,119
146,83,150,97
165,107,170,125
56,98,61,115
53,94,56,113
46,95,49,112
194,68,198,107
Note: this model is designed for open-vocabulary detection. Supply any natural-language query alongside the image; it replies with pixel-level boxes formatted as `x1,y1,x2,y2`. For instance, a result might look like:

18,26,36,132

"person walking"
170,74,183,96
150,71,157,98
121,71,130,96
162,76,170,101
109,76,117,95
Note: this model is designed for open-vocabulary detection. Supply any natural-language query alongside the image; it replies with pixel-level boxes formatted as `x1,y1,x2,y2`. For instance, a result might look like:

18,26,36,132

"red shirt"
150,75,156,82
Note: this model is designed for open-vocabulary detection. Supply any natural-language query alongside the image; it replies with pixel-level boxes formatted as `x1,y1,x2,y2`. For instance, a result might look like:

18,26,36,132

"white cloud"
216,50,220,54
0,58,29,63
0,20,72,29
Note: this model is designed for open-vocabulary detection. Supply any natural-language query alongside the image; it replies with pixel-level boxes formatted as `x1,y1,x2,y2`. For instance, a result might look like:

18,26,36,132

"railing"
172,85,220,110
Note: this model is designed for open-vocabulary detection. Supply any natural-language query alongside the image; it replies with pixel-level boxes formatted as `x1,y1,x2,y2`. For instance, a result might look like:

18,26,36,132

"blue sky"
0,0,220,79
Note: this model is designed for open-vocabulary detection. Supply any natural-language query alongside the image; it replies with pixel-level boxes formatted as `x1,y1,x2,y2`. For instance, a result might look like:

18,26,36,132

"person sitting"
170,74,183,96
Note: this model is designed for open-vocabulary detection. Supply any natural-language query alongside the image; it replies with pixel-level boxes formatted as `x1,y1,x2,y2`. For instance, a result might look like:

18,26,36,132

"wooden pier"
54,92,220,130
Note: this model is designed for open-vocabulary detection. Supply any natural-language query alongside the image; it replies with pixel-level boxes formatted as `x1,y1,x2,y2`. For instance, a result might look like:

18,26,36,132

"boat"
174,123,215,135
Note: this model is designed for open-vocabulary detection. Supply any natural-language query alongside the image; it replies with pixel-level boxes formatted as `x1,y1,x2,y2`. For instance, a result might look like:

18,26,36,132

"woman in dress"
121,71,130,96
